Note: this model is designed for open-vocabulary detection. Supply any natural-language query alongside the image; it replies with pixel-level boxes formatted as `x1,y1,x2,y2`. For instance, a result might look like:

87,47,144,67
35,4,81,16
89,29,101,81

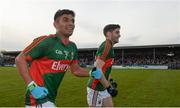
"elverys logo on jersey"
56,50,74,60
51,61,69,71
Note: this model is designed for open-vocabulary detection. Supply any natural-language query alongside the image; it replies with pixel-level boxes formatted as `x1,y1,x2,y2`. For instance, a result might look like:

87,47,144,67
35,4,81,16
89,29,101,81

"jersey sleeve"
96,39,112,61
22,36,49,61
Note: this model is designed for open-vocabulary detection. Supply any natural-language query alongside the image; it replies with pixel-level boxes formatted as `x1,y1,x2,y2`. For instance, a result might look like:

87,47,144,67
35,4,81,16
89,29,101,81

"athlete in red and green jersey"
88,39,115,91
23,34,80,105
87,24,121,107
15,9,102,107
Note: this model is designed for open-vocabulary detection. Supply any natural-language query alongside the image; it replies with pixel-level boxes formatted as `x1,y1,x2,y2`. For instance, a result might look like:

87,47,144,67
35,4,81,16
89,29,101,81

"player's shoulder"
69,41,77,48
100,39,111,46
33,34,56,43
102,39,112,47
98,39,112,52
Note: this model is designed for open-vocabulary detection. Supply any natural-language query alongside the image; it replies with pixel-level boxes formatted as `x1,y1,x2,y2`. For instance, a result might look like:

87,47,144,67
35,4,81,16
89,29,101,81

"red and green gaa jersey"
23,34,78,105
87,39,115,91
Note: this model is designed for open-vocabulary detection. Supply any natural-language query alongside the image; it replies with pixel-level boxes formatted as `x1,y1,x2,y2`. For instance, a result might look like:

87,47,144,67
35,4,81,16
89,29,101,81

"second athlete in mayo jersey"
87,39,114,91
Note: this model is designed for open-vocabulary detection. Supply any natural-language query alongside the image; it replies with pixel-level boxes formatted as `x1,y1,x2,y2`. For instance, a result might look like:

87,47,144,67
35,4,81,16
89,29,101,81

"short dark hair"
103,24,120,36
54,9,75,21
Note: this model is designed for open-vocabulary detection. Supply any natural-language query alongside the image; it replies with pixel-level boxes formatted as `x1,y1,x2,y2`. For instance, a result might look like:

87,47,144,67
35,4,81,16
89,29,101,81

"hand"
27,81,48,99
31,86,48,99
106,86,118,97
109,78,117,88
89,67,102,79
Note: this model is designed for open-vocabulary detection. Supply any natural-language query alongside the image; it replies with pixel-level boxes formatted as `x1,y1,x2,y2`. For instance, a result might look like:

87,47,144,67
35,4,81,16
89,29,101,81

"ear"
53,21,58,29
106,32,112,37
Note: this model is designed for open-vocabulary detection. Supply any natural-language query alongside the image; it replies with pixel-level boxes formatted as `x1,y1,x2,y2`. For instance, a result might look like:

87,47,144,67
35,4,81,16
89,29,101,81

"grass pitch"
0,67,180,107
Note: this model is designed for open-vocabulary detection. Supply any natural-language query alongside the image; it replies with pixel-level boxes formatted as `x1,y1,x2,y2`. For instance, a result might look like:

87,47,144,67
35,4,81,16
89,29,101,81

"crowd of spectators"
78,55,180,65
0,55,15,66
78,53,180,69
114,55,180,65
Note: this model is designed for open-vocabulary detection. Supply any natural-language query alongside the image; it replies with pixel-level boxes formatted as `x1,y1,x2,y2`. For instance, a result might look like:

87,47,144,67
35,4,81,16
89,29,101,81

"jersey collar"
56,33,70,46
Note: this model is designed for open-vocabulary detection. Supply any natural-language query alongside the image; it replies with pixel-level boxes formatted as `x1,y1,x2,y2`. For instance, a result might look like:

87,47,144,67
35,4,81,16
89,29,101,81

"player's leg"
41,101,56,107
87,87,103,107
101,89,113,107
102,96,113,107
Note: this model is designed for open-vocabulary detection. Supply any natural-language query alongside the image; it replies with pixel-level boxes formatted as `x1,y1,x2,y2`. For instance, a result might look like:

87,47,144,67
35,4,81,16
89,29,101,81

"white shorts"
25,101,56,108
87,87,111,107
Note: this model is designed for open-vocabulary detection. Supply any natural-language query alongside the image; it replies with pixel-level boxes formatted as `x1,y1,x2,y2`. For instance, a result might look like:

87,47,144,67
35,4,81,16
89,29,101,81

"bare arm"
70,63,89,77
108,74,112,80
15,52,32,85
95,59,110,88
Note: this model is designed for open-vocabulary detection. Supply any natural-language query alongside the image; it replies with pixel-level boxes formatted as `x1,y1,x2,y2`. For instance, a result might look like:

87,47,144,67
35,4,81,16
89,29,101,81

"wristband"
27,81,37,91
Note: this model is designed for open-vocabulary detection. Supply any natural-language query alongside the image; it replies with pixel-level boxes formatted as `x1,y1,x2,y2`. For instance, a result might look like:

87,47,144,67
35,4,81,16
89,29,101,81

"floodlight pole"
153,48,156,64
122,49,124,66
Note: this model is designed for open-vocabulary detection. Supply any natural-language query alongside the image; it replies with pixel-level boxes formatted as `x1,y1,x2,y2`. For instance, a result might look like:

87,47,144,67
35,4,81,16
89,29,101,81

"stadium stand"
0,51,19,66
78,44,180,69
0,44,180,69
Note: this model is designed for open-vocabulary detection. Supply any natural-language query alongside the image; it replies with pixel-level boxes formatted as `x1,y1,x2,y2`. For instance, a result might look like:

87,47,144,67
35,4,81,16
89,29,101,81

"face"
54,14,75,37
110,28,121,44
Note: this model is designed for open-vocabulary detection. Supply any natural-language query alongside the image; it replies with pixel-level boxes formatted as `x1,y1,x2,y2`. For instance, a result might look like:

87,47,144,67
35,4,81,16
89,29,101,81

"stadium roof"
79,44,180,50
0,51,21,56
114,44,180,49
1,44,180,55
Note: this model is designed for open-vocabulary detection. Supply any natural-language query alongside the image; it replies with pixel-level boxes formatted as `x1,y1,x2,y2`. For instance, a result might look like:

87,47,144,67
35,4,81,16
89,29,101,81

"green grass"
0,67,180,107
